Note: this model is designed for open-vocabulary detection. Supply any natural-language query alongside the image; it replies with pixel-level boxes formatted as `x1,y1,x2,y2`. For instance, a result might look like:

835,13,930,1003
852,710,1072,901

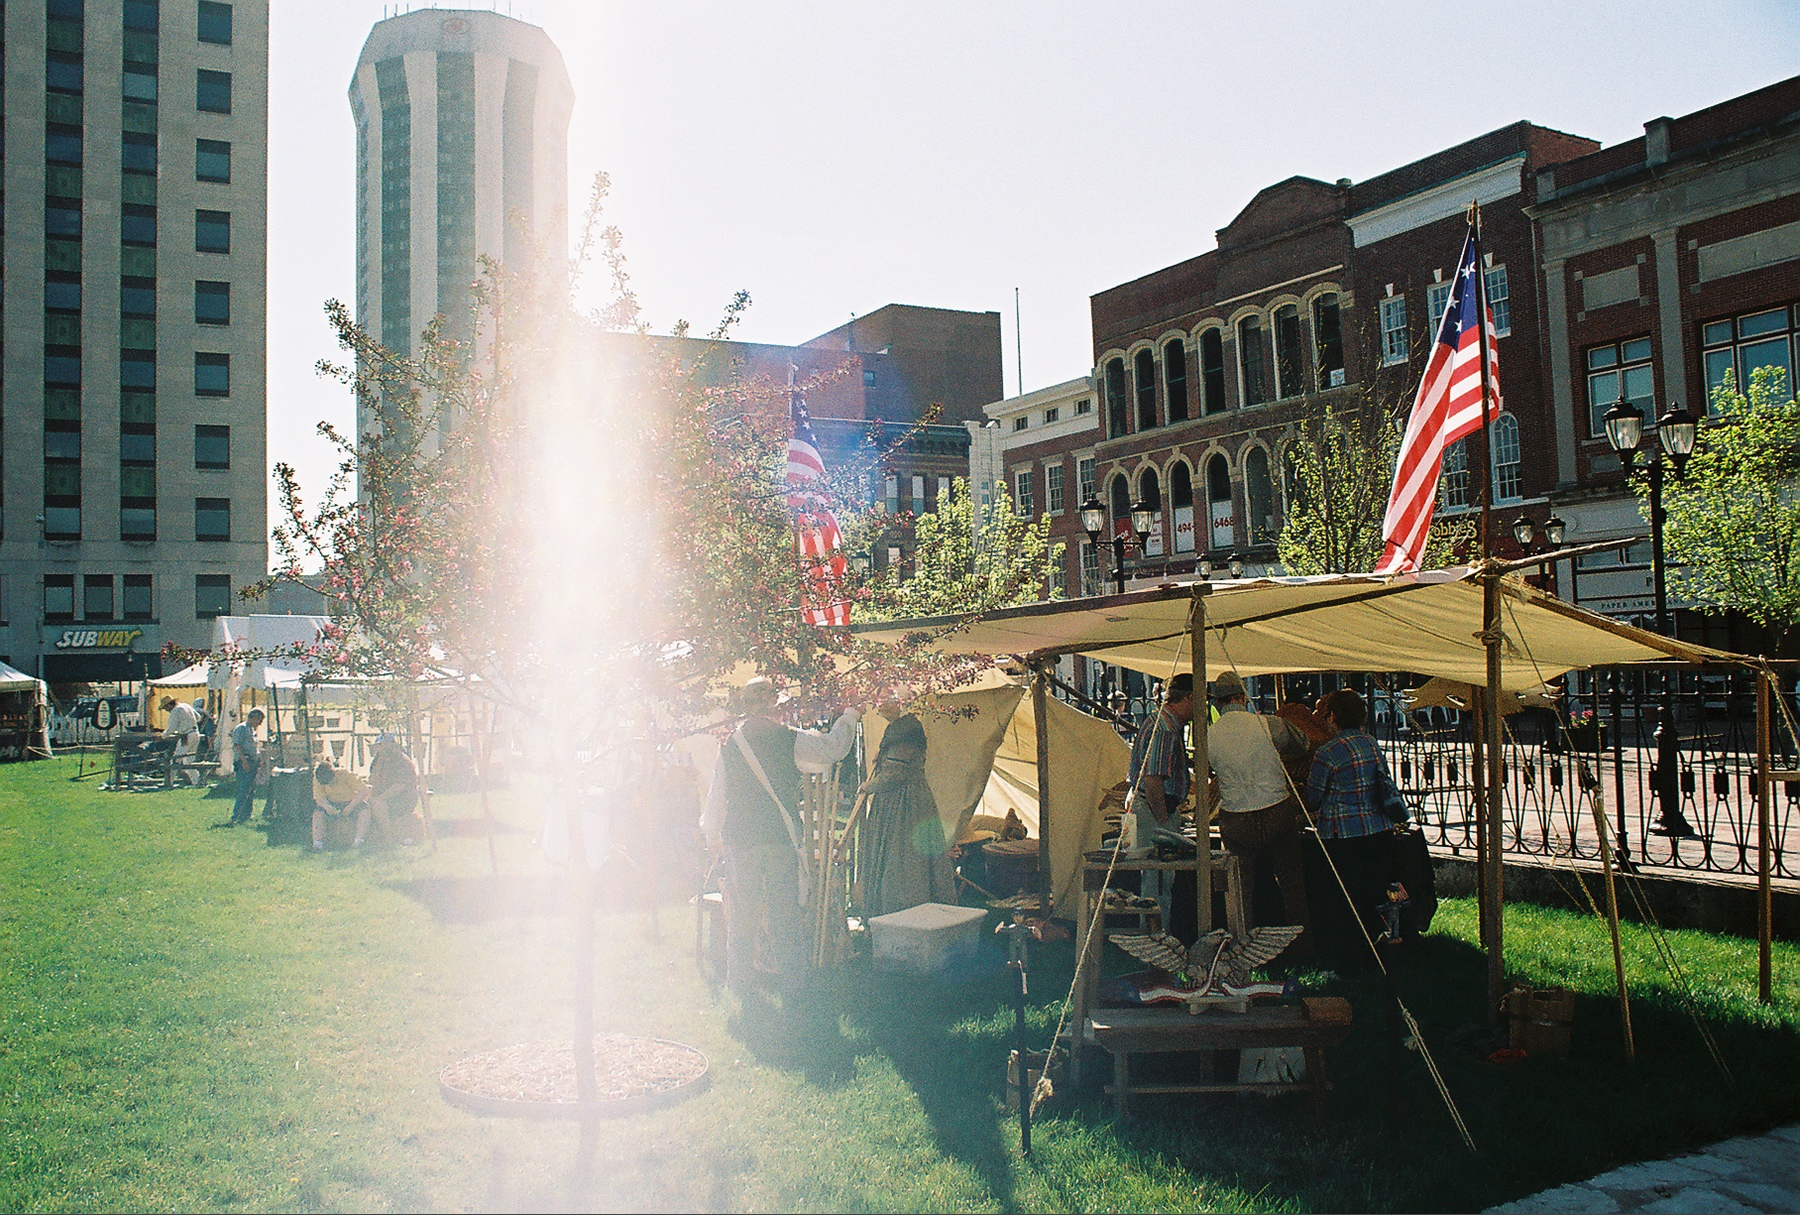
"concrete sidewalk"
1487,1123,1800,1213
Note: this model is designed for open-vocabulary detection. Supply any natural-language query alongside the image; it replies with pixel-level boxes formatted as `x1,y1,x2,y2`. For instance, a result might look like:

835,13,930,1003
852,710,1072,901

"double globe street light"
1079,494,1155,596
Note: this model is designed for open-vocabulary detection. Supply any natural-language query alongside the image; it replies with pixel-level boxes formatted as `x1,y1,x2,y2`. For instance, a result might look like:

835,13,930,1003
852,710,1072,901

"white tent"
207,615,329,773
0,660,52,760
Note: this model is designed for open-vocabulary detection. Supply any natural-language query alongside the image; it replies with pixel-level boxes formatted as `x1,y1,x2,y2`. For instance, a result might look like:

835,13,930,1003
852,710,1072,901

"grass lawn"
2,754,1798,1213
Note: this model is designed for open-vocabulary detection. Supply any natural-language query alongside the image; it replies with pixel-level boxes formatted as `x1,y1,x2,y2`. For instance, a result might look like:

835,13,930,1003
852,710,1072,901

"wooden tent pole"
1589,758,1635,1061
1757,671,1774,1006
1032,660,1053,919
1482,570,1506,1026
1192,588,1211,937
1471,699,1489,948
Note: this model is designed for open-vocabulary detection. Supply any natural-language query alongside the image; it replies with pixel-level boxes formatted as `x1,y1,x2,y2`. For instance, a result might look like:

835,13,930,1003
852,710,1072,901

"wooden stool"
694,891,726,989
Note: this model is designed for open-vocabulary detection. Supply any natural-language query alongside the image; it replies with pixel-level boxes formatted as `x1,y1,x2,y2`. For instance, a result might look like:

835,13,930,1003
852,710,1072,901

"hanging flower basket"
439,1034,710,1120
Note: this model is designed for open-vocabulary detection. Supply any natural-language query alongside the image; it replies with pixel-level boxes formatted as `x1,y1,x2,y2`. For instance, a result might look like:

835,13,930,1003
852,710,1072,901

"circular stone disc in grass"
439,1034,710,1120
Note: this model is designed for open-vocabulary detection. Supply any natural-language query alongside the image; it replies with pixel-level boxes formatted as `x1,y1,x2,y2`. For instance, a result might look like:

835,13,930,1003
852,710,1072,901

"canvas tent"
207,615,329,773
0,660,52,760
145,660,211,732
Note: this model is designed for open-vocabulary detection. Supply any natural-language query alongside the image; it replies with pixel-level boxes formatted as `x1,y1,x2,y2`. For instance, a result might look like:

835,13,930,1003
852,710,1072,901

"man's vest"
1209,707,1294,814
718,717,802,851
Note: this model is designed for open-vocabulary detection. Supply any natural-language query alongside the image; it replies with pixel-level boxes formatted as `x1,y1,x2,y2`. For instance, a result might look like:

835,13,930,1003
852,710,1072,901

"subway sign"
45,627,148,651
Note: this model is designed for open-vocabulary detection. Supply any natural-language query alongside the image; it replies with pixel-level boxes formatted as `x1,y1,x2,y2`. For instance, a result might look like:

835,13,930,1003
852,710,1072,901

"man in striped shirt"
1305,689,1405,970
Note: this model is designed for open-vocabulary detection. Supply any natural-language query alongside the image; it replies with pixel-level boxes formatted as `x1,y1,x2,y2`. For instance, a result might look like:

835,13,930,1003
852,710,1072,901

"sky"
267,0,1800,542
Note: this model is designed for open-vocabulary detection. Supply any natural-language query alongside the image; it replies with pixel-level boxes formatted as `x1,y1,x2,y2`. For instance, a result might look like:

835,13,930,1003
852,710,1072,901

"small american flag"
788,386,852,628
1375,227,1502,575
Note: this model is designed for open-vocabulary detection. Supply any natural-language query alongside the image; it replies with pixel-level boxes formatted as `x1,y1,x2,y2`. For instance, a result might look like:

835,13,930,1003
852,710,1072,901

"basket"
1505,986,1576,1056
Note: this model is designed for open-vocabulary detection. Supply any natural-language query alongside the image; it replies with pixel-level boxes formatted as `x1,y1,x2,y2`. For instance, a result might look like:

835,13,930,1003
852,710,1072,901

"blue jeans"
231,767,257,823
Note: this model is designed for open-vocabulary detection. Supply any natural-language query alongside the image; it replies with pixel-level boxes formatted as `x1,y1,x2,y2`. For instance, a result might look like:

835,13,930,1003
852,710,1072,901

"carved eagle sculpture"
1108,926,1305,994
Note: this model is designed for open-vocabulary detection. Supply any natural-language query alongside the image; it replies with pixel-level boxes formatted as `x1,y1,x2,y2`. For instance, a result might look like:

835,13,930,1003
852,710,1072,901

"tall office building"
0,0,269,682
348,8,572,366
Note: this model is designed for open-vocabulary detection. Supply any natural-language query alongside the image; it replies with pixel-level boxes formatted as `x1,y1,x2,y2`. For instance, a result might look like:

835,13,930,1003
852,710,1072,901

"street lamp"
1080,494,1155,595
1512,512,1574,599
1603,396,1701,837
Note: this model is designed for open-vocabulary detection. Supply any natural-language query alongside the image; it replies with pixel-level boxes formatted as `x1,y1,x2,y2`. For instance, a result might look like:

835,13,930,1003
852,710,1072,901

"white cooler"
867,902,988,976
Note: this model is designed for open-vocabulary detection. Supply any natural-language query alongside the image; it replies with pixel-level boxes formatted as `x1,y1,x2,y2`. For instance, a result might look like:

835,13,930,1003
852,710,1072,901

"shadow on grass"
381,874,566,923
430,815,528,839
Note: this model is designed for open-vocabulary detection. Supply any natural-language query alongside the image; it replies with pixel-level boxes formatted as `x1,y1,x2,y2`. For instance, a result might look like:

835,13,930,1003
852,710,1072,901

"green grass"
2,755,1798,1212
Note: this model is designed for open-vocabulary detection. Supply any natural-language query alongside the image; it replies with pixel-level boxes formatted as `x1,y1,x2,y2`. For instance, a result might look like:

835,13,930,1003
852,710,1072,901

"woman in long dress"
859,711,956,917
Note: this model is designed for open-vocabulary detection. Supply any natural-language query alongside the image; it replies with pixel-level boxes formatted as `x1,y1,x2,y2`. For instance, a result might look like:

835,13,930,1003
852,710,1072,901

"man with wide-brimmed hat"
701,677,860,999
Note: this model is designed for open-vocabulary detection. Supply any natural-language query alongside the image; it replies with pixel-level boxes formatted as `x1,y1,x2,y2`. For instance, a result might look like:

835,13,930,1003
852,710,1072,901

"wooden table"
1067,849,1248,1086
1088,998,1353,1120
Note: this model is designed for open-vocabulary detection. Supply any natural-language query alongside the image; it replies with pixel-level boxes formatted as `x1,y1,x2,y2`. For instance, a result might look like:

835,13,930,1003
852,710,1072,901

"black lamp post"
1511,512,1570,597
1602,397,1700,838
1079,494,1155,595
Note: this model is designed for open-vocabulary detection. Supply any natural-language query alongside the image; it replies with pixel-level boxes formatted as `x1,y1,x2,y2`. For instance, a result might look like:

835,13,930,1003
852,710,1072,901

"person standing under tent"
1304,689,1408,971
1208,671,1313,948
1126,673,1196,924
858,704,954,918
701,677,860,1002
228,709,265,826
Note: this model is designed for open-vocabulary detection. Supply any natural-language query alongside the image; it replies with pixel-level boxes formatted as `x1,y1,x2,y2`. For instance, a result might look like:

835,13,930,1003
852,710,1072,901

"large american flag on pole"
1374,228,1502,574
787,382,853,628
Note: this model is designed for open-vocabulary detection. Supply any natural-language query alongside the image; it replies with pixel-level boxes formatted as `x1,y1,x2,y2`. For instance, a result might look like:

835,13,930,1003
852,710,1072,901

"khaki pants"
723,843,810,994
1217,796,1312,948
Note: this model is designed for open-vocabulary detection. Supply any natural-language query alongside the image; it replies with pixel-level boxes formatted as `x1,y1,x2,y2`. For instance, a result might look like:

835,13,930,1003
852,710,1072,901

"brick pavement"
1487,1123,1800,1213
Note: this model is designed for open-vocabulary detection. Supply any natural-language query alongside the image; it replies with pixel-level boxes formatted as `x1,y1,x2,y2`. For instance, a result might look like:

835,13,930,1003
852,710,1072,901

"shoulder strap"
733,726,804,855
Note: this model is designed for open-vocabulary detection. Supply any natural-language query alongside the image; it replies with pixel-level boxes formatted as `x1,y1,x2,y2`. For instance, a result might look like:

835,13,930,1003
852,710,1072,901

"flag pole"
1469,202,1507,1025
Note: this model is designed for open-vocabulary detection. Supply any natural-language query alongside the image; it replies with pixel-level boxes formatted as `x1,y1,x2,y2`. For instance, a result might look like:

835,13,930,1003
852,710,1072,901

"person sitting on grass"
366,733,423,847
311,760,381,852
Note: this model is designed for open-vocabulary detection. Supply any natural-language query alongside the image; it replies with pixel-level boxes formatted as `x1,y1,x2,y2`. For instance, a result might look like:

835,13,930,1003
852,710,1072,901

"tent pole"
1757,671,1773,1005
1032,659,1053,919
1482,571,1506,1026
1192,588,1211,937
1589,746,1635,1061
1471,700,1489,947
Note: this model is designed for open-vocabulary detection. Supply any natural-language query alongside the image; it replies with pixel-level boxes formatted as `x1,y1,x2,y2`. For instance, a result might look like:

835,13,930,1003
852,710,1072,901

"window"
1164,339,1189,422
1380,295,1409,365
121,350,156,391
1077,457,1096,504
1238,316,1268,406
1440,439,1469,509
1206,454,1234,550
120,133,157,177
195,497,230,541
47,0,85,16
195,139,230,183
45,273,81,314
46,123,83,166
121,203,157,247
84,575,114,622
123,574,153,622
1014,470,1034,517
1427,280,1453,340
1138,469,1162,555
1170,462,1195,554
1043,406,1060,424
1245,447,1275,542
1079,541,1100,597
121,494,157,541
46,51,83,94
1012,416,1028,432
936,477,950,508
198,1,232,45
862,368,876,387
1200,328,1226,413
45,346,82,387
120,276,156,318
1132,349,1157,430
884,475,898,515
122,67,157,104
195,281,229,325
910,474,925,516
195,574,232,620
45,197,82,238
1075,398,1092,415
121,427,156,464
1485,265,1511,336
1046,463,1065,514
1701,305,1795,410
195,352,229,396
1313,294,1344,389
196,70,231,114
195,209,230,253
1491,414,1522,503
1273,305,1304,400
1586,337,1653,437
195,424,229,469
124,0,158,31
1104,357,1128,436
1109,472,1131,528
44,576,76,623
44,427,81,462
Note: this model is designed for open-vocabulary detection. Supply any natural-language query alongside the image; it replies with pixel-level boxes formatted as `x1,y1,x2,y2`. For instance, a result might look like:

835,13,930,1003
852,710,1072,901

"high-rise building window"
195,209,230,253
196,69,231,114
44,576,76,624
195,281,230,325
195,139,231,183
121,203,157,246
124,0,159,32
120,277,157,318
121,350,157,391
45,273,82,314
46,123,83,166
195,574,232,620
46,51,84,94
121,426,156,465
123,575,154,622
195,425,230,469
45,346,82,387
195,497,230,541
122,66,158,105
84,576,115,622
122,132,158,174
45,197,82,238
44,426,82,463
198,1,233,46
195,353,230,396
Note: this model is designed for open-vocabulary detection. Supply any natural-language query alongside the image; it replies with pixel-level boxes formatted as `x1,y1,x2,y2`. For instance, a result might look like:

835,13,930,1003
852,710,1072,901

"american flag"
1375,228,1502,575
787,386,852,628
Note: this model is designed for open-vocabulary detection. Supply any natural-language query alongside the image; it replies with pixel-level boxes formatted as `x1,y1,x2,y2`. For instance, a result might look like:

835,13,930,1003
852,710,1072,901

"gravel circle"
439,1035,710,1119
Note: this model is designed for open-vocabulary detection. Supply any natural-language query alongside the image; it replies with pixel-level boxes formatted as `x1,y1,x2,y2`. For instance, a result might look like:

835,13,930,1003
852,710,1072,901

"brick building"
976,376,1099,593
1529,75,1800,648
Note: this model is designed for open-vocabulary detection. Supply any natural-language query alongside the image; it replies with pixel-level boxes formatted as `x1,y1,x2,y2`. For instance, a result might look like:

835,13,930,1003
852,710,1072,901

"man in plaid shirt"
1305,689,1404,970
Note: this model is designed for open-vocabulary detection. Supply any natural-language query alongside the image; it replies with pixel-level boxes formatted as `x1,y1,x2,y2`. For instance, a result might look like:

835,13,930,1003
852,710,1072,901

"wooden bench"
1087,997,1352,1121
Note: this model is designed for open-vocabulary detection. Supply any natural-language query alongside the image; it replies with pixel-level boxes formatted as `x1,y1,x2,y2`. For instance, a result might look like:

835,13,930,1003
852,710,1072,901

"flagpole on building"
1469,202,1508,1025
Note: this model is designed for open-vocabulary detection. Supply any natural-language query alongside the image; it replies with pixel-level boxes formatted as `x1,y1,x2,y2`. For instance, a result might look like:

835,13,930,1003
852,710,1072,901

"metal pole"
1757,672,1774,1006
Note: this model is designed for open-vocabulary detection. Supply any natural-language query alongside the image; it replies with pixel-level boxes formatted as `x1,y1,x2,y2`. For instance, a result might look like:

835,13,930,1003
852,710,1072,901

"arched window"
1138,468,1163,556
1313,293,1344,389
1273,304,1304,400
1440,439,1469,509
1281,445,1306,521
1170,462,1195,554
1109,471,1131,525
1200,329,1226,414
1206,454,1234,551
1239,316,1269,406
1245,447,1275,543
1164,339,1189,422
1104,358,1128,437
1492,414,1522,502
1134,348,1157,431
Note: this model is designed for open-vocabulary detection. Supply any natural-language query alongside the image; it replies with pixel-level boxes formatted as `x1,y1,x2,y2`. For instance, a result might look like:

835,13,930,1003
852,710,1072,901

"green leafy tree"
1656,366,1800,643
855,479,1065,621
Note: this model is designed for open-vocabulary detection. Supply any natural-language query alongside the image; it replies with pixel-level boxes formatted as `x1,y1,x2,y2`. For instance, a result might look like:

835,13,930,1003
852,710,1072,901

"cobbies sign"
44,626,149,651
